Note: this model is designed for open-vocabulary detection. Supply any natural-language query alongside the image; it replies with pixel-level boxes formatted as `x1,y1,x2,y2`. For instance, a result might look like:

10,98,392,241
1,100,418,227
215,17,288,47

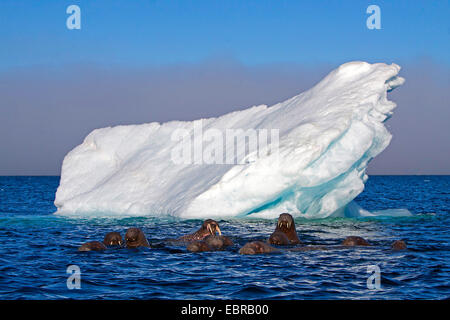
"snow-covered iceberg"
55,61,406,219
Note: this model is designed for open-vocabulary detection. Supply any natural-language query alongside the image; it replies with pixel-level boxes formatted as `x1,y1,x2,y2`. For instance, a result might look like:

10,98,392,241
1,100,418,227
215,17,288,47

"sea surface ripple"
0,176,448,299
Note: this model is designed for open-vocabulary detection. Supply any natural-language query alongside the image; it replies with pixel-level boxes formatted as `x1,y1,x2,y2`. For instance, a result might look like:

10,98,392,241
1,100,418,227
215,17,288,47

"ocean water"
0,176,448,300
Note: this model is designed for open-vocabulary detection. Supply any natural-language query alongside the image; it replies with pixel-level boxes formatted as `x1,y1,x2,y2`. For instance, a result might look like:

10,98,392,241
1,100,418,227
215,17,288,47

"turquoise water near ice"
0,176,448,299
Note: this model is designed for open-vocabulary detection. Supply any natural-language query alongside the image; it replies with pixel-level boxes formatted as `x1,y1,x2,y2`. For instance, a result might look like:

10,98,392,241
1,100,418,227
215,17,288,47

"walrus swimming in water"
186,235,233,252
391,240,407,250
204,235,233,250
125,228,150,248
268,231,290,245
269,213,301,245
78,241,107,252
103,232,123,247
341,236,370,246
239,241,279,255
186,241,212,253
177,219,222,242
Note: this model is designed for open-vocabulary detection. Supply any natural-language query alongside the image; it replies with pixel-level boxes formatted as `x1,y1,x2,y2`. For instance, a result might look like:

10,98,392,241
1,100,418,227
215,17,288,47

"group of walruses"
78,213,407,254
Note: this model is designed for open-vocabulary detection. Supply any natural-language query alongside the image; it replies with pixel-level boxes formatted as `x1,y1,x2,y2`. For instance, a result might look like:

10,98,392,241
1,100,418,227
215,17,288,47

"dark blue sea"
0,175,448,300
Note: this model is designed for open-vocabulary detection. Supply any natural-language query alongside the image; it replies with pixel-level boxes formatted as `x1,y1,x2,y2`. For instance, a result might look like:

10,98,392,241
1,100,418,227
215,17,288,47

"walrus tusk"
216,226,222,236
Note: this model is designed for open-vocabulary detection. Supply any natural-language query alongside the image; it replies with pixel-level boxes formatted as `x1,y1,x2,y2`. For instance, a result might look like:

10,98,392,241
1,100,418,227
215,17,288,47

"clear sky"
0,0,449,175
1,0,449,68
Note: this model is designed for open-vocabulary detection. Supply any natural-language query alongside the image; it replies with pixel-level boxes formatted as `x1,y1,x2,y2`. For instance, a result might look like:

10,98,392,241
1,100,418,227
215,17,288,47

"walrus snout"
103,232,123,247
277,214,293,230
204,219,222,237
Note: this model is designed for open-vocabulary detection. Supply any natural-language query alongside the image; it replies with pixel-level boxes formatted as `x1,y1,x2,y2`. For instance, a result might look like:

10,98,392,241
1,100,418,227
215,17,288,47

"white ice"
54,61,410,219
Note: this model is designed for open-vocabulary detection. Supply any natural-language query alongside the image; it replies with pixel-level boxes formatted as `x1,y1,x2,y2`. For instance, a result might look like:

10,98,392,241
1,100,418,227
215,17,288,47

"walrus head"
274,213,301,244
125,228,150,248
391,240,407,250
176,219,222,242
239,241,279,255
276,213,295,232
103,232,123,247
268,231,289,245
202,219,222,237
189,219,222,241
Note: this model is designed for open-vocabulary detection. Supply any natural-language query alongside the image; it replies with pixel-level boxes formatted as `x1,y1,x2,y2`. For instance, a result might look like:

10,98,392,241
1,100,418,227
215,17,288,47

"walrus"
391,240,407,250
268,231,290,245
341,236,370,246
204,235,233,250
186,241,212,253
103,232,123,247
239,241,279,255
177,219,222,242
78,241,107,252
269,213,301,245
125,228,150,248
186,235,233,252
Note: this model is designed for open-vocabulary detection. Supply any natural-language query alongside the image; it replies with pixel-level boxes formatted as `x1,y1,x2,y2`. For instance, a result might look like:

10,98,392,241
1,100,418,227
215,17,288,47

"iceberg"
55,61,406,219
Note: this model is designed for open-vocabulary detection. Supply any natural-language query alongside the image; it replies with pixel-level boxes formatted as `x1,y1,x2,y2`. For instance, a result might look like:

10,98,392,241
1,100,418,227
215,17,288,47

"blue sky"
0,0,449,69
